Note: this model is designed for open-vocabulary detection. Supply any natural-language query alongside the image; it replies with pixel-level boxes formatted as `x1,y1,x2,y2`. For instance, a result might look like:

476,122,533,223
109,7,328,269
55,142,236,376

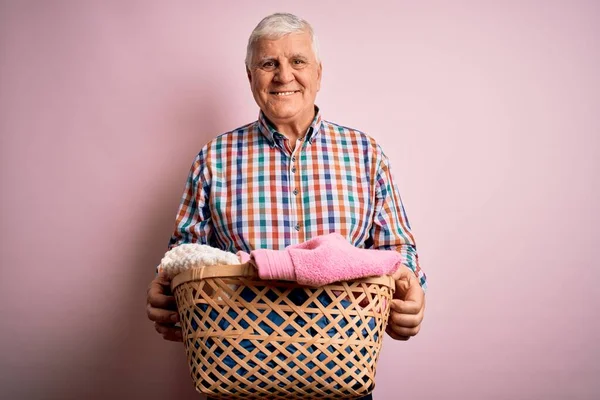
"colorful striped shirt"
168,108,426,288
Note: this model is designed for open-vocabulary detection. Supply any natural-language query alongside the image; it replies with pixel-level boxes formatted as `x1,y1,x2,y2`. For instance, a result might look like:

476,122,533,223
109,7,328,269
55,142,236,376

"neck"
268,107,316,141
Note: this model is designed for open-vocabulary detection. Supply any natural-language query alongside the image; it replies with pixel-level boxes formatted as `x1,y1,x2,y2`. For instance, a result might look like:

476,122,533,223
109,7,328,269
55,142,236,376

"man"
147,12,426,399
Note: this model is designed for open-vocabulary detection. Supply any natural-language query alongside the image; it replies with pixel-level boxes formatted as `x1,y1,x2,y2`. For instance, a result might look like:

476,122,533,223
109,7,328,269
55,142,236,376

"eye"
262,60,276,70
293,59,306,65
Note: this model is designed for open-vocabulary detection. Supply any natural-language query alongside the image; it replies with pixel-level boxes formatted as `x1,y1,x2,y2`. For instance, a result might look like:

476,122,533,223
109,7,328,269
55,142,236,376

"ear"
246,66,252,84
316,62,323,92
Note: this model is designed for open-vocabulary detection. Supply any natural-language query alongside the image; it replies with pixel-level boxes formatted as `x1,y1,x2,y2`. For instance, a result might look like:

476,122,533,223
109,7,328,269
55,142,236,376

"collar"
258,106,323,147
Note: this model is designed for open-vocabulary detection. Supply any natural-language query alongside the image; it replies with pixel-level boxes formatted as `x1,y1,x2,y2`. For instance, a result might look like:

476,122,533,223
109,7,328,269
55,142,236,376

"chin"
267,107,302,121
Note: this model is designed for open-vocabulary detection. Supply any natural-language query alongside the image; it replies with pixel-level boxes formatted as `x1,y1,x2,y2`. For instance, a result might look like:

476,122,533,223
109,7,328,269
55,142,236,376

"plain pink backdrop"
1,1,598,399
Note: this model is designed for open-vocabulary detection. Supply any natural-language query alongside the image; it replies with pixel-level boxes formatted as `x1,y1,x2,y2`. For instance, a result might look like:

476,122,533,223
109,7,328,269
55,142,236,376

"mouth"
269,90,301,96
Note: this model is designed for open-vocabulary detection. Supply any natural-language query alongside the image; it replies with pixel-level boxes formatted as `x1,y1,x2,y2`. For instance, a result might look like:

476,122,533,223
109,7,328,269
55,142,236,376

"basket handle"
171,263,395,291
171,263,257,290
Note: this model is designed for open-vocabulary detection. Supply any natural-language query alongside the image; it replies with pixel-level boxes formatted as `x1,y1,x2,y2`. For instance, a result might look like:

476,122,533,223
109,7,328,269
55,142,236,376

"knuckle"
146,304,154,319
147,295,158,308
147,293,166,309
389,311,400,322
389,329,410,341
147,290,159,306
391,323,418,338
405,316,419,328
162,331,182,342
409,314,422,327
396,328,409,337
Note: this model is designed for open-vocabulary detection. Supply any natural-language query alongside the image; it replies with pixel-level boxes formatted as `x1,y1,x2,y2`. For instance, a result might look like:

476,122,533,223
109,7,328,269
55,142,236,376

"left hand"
146,272,182,342
386,265,425,340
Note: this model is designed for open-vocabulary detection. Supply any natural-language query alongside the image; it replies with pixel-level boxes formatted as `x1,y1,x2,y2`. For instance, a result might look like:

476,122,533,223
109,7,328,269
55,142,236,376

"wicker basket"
171,263,394,399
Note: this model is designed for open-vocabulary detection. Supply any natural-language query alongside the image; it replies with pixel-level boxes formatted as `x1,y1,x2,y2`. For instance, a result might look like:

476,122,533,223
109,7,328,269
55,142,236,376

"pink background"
1,1,598,399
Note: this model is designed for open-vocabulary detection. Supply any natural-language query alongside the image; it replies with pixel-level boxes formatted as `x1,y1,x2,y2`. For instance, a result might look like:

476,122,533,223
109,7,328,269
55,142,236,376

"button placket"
290,144,303,238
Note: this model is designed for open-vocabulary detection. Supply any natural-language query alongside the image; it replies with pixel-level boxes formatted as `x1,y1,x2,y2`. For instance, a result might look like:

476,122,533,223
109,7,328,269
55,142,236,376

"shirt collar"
258,106,323,147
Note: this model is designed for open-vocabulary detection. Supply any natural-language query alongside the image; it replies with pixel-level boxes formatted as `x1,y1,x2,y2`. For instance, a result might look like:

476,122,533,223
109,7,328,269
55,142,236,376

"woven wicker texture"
172,264,394,400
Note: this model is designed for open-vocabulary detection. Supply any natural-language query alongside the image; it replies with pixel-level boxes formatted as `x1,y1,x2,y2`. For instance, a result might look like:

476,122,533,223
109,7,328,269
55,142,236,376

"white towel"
159,243,239,278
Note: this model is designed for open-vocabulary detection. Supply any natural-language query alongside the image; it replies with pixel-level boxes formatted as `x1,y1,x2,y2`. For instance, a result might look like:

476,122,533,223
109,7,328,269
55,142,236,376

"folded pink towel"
238,233,402,286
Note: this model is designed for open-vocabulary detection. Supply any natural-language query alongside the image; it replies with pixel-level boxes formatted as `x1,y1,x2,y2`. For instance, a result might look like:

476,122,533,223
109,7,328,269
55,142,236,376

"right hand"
146,271,183,342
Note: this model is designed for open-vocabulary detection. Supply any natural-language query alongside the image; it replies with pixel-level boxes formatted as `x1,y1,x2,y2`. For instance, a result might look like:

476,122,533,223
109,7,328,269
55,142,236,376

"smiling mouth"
270,90,301,96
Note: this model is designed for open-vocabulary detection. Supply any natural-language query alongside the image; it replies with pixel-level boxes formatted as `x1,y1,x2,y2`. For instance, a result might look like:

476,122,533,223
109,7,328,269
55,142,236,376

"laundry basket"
171,263,394,399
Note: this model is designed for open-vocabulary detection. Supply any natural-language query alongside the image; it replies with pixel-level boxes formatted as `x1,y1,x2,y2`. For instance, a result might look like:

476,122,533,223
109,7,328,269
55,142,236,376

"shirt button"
292,156,296,162
293,189,298,195
295,224,300,231
291,167,296,173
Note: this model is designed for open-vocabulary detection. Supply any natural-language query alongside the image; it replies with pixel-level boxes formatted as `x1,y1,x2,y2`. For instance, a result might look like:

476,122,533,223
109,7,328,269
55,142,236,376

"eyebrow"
255,54,309,64
256,57,277,64
289,53,309,60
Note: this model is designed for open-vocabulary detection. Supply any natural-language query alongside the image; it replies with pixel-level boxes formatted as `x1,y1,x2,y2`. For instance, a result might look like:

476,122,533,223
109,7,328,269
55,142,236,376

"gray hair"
245,13,320,68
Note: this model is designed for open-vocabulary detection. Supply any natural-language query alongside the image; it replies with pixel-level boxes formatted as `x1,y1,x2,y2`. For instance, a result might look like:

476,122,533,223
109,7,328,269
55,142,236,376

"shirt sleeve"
369,149,427,290
167,150,213,250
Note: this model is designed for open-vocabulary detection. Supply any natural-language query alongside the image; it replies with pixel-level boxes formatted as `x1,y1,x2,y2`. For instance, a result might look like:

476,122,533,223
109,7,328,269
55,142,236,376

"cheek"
252,82,268,100
250,75,264,92
301,72,320,92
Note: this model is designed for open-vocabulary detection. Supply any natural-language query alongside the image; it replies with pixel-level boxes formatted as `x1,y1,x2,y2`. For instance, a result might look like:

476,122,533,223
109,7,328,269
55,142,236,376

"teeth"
274,91,297,96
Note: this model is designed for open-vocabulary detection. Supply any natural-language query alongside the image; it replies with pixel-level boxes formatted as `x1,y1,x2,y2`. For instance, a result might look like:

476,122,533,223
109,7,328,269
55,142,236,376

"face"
247,31,322,127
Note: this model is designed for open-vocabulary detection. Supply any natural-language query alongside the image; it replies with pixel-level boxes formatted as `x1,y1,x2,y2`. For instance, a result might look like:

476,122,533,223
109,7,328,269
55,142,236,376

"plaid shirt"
168,108,426,288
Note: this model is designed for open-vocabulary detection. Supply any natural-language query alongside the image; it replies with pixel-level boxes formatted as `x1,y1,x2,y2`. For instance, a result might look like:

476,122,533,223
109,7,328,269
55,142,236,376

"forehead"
253,31,314,60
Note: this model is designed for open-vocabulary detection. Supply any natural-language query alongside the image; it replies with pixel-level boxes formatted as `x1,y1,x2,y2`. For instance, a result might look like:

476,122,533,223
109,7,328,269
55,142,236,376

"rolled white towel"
159,243,240,278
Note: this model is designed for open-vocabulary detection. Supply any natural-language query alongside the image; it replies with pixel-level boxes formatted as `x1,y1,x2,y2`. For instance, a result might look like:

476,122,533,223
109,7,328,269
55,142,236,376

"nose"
274,62,294,84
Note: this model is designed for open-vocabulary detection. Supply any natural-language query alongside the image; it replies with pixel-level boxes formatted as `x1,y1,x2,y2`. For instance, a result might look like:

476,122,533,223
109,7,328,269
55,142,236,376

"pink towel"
238,233,402,286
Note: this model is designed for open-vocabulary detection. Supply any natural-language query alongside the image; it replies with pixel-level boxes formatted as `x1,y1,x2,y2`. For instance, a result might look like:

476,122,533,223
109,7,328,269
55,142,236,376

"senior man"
147,12,426,399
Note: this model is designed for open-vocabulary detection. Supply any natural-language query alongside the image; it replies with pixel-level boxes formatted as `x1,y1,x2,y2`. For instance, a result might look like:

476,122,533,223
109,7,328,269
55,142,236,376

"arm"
369,150,427,288
146,152,213,342
167,151,213,249
369,149,426,340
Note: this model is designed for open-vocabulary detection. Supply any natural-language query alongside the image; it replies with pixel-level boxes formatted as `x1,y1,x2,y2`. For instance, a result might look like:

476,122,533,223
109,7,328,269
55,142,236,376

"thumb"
157,271,173,286
390,299,403,312
393,265,415,299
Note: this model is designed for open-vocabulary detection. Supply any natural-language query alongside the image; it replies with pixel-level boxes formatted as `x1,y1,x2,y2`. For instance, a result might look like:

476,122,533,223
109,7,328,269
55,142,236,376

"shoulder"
187,120,259,175
195,120,259,158
205,120,258,149
321,119,384,157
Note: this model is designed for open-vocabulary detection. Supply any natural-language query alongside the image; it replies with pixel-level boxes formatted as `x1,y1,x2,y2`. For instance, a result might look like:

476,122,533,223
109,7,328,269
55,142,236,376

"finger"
391,277,425,314
389,309,423,329
154,322,183,342
393,267,423,305
155,271,172,285
388,322,421,338
403,277,425,305
386,326,410,341
147,290,178,310
390,296,424,315
147,303,180,324
391,265,414,287
147,272,174,295
147,278,178,309
391,265,406,282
